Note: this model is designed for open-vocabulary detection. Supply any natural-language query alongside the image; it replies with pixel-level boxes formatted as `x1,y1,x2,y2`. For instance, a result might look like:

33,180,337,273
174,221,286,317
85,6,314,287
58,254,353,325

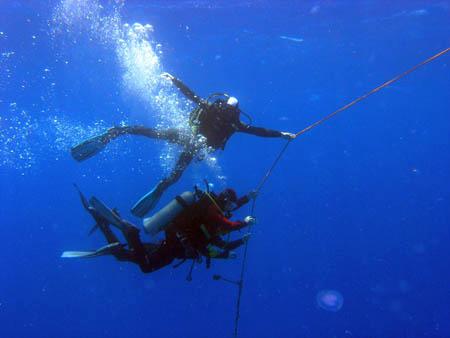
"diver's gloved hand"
160,72,175,81
247,190,258,200
244,216,256,226
281,132,296,140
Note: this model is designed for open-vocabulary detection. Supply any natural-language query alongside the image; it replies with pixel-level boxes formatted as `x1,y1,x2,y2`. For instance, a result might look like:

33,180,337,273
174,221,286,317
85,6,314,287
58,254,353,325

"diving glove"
244,216,256,225
281,132,296,140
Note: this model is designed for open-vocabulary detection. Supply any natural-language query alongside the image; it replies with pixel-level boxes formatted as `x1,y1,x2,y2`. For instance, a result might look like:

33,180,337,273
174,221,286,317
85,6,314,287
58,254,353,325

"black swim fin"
71,132,111,162
131,183,164,218
89,196,124,228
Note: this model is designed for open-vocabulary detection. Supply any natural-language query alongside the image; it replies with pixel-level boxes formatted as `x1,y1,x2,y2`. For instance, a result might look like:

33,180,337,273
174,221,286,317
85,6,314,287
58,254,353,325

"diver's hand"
247,190,258,200
160,72,175,81
281,132,296,140
244,216,256,225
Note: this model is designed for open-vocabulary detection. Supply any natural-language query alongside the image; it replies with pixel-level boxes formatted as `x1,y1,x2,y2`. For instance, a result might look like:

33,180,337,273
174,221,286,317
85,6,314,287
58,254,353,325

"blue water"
1,1,449,337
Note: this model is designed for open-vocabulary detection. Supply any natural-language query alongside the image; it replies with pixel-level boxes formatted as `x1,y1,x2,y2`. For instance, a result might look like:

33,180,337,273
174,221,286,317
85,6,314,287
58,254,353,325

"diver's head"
226,96,239,108
217,188,238,212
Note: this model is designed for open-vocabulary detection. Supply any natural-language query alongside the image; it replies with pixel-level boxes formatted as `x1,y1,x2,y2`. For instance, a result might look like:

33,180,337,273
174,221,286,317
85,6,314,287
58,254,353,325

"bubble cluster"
51,0,207,175
0,106,37,171
50,115,111,152
52,0,189,129
116,22,190,130
52,0,123,43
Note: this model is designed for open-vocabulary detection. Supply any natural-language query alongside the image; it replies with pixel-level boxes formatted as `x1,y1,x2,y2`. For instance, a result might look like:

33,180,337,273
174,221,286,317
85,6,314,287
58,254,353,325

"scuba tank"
143,191,196,236
143,183,214,236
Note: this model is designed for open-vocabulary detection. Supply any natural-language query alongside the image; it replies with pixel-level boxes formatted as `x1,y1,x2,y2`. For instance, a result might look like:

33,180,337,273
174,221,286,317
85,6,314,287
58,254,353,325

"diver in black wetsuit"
71,73,295,217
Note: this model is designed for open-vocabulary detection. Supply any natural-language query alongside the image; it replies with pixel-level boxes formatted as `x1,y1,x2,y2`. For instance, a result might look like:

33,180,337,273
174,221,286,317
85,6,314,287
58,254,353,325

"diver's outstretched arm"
236,121,284,137
205,236,249,259
210,250,232,259
161,73,203,105
210,235,248,251
209,211,247,234
231,191,257,211
237,121,296,139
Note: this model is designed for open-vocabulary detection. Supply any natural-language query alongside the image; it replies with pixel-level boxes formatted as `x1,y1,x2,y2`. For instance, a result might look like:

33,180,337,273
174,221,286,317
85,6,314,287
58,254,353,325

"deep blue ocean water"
1,1,449,337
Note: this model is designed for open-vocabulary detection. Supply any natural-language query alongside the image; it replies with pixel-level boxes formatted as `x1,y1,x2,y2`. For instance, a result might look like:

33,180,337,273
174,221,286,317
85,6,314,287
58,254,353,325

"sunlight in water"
52,0,189,129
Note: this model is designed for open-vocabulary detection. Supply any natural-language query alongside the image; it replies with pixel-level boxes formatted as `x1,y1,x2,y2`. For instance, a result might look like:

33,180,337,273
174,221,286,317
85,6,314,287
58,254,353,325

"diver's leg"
110,126,188,145
112,220,167,270
97,222,120,244
120,222,148,258
136,241,177,273
131,147,196,217
94,221,139,261
71,126,188,162
117,221,183,273
159,147,195,191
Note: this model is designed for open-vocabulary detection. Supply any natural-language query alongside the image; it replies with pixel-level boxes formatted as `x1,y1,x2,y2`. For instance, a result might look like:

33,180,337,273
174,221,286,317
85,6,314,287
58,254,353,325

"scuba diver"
71,73,296,217
158,187,257,261
62,185,256,275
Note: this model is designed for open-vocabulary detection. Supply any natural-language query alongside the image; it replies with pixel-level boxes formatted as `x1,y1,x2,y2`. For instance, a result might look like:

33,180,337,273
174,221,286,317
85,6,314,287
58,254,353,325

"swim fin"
61,242,125,258
71,132,111,162
131,184,164,218
89,196,123,228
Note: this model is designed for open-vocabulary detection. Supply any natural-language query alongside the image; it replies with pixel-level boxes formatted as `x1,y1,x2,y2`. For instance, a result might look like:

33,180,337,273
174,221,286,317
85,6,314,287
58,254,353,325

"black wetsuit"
97,217,187,273
111,76,283,192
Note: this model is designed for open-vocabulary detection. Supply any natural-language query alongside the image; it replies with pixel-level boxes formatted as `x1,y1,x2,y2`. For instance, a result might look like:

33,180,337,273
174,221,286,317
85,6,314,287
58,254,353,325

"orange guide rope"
295,47,450,138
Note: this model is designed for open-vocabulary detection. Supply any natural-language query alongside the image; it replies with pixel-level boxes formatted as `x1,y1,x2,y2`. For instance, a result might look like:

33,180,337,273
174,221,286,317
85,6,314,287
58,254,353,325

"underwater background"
1,1,449,337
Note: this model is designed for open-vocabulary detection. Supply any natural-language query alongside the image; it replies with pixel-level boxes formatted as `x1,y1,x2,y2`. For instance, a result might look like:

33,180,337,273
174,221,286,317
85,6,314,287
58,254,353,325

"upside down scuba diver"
71,73,295,217
62,185,256,275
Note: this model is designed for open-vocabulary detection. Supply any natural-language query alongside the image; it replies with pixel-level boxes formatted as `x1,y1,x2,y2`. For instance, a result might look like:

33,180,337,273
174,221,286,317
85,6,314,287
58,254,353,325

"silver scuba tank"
143,191,196,236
